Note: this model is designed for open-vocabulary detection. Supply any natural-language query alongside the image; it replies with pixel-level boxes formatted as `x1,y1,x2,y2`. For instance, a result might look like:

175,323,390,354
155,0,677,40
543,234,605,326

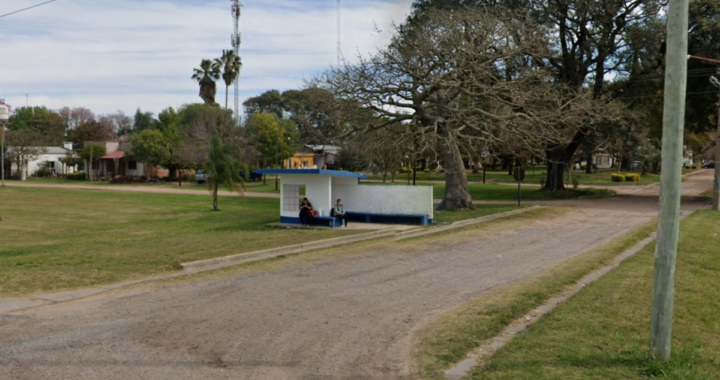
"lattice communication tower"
231,0,242,125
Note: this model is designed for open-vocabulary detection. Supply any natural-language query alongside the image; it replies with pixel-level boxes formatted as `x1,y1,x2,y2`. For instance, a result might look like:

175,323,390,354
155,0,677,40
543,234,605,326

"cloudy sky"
2,0,413,118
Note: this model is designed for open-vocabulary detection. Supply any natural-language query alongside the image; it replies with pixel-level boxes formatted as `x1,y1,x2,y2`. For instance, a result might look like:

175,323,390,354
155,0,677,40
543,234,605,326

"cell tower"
336,0,341,66
231,0,242,125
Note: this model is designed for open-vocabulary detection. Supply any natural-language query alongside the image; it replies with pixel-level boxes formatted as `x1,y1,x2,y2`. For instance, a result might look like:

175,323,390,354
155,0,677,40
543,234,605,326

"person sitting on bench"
299,197,314,226
331,199,348,227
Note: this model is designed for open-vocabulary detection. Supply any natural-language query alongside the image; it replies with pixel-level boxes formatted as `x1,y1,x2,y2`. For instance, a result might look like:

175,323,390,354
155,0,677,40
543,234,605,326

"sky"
1,0,414,118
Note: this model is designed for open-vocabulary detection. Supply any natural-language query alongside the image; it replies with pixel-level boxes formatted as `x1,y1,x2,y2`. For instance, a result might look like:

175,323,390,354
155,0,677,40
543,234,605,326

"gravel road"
0,171,712,380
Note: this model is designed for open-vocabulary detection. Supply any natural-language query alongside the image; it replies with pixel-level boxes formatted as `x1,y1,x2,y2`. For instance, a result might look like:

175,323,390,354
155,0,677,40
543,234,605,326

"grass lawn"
433,205,529,225
0,187,524,296
362,181,614,201
17,177,282,194
366,167,703,187
466,209,720,379
414,221,659,379
0,187,356,296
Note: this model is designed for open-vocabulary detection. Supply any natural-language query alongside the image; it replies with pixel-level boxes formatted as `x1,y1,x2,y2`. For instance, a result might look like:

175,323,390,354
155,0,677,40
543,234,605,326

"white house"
8,143,78,178
85,141,146,179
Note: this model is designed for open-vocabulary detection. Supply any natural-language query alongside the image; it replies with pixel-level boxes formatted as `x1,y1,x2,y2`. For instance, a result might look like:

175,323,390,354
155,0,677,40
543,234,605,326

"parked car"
702,162,715,169
631,160,642,168
195,169,209,184
239,170,262,181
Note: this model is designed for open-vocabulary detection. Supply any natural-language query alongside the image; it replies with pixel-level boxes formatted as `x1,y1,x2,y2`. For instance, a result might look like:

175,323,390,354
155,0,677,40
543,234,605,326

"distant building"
285,145,342,170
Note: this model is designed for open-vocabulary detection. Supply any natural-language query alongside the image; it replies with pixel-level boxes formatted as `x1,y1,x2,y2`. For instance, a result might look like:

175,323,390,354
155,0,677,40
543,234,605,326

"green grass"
0,187,357,296
17,177,282,193
0,187,523,296
433,205,529,225
366,167,702,187
465,209,720,379
363,181,614,201
415,221,659,379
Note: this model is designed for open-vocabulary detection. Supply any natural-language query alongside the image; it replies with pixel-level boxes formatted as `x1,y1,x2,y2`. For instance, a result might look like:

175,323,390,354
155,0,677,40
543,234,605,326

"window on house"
92,161,100,170
128,161,137,170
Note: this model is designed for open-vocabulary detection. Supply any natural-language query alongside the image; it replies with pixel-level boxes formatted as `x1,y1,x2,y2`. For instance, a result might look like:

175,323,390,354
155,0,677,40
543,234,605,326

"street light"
0,104,9,187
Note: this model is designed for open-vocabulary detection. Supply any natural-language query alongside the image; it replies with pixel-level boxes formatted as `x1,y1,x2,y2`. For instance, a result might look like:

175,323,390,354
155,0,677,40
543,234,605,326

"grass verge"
465,209,720,379
414,220,658,379
0,187,358,296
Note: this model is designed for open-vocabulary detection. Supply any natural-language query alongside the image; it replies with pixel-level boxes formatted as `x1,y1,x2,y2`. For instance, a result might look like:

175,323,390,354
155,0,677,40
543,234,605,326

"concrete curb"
180,229,400,271
443,210,697,379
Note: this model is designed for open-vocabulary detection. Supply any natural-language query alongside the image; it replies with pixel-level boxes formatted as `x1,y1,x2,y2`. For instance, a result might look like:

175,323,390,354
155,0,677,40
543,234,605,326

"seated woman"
299,197,314,226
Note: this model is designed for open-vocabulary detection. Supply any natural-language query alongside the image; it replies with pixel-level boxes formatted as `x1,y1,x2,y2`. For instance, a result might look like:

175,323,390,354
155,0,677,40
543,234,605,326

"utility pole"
711,71,720,211
650,0,690,362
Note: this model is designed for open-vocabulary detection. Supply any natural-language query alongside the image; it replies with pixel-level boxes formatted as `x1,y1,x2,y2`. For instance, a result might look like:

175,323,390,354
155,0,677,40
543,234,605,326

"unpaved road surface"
0,171,712,380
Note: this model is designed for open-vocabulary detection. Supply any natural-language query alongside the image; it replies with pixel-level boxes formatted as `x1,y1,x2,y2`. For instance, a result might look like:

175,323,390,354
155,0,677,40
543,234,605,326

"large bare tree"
326,9,590,209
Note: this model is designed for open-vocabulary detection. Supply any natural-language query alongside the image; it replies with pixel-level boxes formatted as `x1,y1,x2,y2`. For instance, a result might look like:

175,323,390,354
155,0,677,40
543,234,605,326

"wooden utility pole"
711,71,720,211
650,0,690,362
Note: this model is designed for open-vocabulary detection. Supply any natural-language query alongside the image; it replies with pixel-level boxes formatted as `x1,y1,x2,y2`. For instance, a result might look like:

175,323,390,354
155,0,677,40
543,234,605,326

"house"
85,141,146,179
7,143,78,178
285,145,342,170
587,152,614,169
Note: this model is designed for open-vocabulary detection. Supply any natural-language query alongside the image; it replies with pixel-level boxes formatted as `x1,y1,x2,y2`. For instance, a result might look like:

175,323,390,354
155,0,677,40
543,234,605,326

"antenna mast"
337,0,341,66
231,0,242,125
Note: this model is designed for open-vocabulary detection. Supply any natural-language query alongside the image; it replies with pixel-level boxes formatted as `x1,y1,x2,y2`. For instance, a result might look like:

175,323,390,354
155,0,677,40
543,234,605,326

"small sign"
513,168,526,182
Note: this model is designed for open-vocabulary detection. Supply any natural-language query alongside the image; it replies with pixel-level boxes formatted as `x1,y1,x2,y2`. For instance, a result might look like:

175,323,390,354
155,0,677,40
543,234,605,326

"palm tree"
205,135,244,210
214,50,242,110
192,59,220,105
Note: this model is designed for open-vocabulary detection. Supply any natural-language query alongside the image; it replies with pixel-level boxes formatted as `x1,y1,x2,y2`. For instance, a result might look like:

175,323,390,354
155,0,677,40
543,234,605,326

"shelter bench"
309,216,341,228
345,212,431,226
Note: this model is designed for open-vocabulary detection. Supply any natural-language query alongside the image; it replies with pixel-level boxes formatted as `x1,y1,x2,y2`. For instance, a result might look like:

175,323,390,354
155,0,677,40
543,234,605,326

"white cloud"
1,0,413,116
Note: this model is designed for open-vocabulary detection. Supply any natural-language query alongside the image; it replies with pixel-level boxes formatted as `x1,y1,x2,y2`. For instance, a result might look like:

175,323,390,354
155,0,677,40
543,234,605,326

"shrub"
399,167,414,174
624,173,640,182
572,177,580,190
67,172,87,181
611,173,625,182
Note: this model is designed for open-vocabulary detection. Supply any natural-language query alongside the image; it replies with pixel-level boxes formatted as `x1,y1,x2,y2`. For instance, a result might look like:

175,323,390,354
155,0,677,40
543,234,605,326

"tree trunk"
437,138,472,210
585,152,593,174
225,85,229,110
212,185,219,211
543,147,567,191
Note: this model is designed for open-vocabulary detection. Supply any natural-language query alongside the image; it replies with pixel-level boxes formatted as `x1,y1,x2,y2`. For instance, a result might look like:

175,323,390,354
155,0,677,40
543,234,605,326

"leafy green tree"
129,130,171,171
7,106,65,145
133,108,157,133
205,135,243,211
243,90,284,119
214,50,242,110
192,59,220,105
245,112,298,168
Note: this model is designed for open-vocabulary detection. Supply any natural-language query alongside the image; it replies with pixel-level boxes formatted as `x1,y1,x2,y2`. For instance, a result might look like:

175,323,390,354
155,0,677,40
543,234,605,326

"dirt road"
0,171,712,380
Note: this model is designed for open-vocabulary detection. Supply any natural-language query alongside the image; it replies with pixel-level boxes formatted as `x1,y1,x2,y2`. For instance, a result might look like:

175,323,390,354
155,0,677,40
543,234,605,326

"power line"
0,0,57,19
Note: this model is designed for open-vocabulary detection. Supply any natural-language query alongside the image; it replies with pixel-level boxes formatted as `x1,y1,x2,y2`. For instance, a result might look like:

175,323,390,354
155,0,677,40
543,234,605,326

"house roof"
256,168,367,179
304,145,342,153
101,151,125,159
5,146,71,155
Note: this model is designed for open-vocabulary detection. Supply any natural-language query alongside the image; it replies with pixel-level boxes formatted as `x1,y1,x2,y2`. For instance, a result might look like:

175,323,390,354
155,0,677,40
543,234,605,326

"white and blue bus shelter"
256,169,434,227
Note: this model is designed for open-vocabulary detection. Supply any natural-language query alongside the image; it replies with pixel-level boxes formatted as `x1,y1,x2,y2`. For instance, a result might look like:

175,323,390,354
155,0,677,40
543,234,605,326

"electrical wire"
0,0,57,19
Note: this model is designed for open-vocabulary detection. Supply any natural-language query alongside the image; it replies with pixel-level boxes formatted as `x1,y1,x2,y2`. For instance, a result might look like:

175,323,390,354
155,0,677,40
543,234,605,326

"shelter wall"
280,174,332,218
333,185,433,220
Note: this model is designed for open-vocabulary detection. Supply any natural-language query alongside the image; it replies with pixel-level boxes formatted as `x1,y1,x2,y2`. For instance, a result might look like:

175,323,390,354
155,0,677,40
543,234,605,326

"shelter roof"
256,169,367,179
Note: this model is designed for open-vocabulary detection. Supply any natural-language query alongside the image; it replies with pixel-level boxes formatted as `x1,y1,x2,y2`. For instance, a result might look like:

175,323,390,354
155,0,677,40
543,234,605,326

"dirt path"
0,171,712,380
